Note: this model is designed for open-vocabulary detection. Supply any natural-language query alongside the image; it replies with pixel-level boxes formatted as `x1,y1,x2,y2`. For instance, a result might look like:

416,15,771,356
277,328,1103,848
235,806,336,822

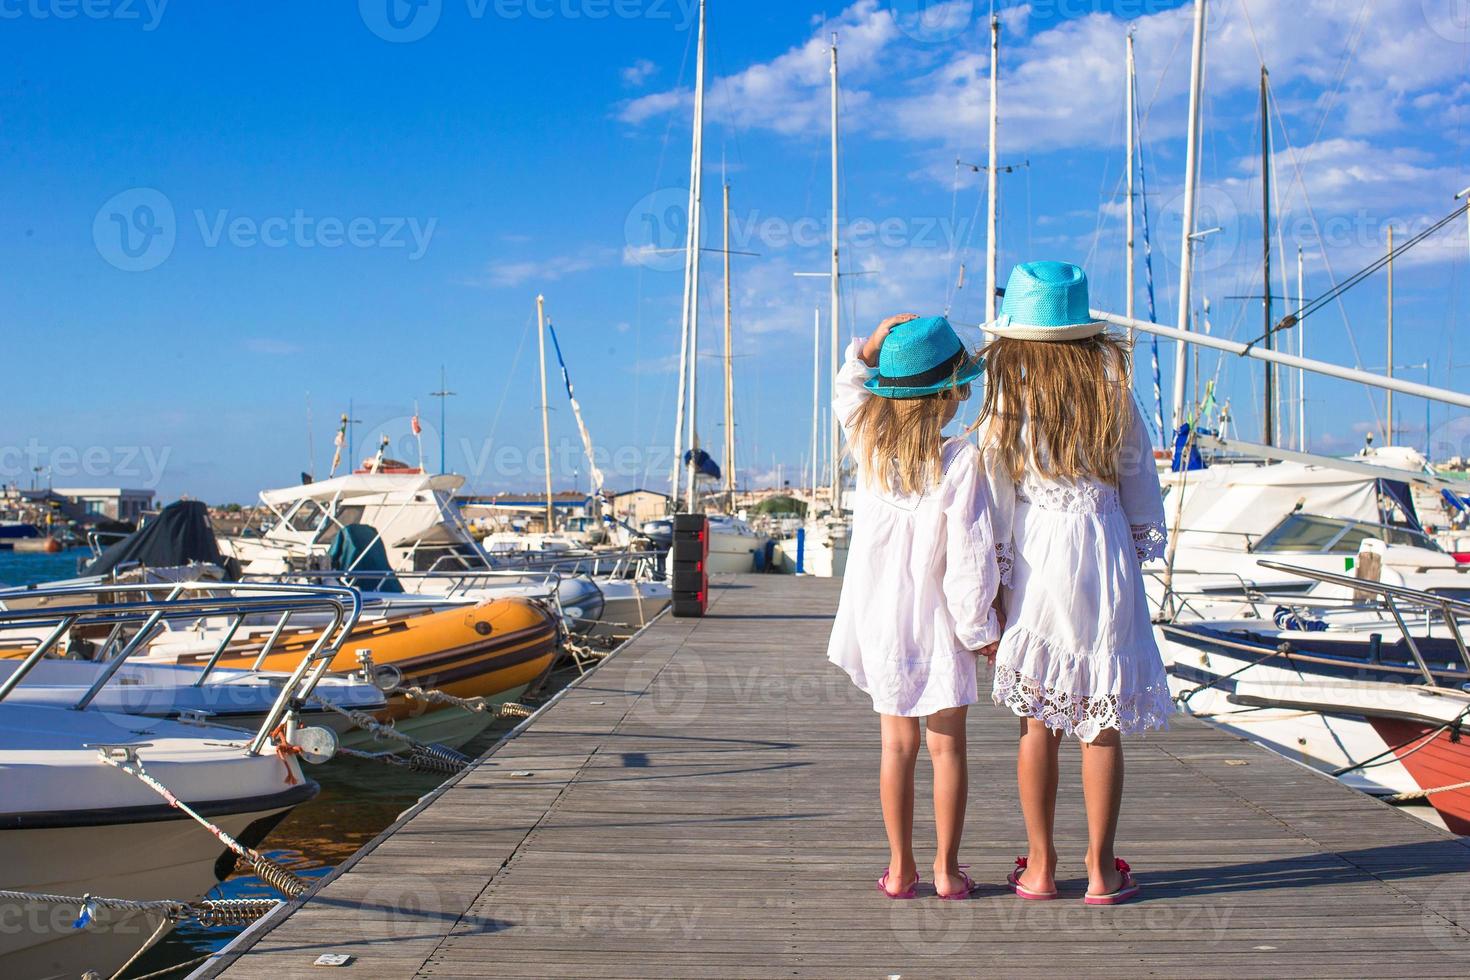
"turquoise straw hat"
864,315,983,399
989,261,1108,341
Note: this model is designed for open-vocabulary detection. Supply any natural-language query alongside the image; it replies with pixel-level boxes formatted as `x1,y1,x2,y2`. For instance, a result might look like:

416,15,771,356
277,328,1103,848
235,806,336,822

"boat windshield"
1253,513,1443,555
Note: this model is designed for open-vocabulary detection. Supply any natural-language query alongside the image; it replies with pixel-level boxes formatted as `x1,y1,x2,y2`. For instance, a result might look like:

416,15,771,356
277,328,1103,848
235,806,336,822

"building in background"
50,487,154,523
609,489,669,526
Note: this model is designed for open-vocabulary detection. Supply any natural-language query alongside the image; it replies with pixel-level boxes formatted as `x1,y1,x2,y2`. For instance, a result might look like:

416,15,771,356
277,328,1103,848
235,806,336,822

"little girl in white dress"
826,312,1003,902
976,261,1171,907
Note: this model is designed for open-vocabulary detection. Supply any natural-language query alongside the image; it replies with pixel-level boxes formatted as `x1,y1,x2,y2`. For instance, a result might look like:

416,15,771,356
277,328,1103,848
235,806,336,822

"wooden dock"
199,576,1470,979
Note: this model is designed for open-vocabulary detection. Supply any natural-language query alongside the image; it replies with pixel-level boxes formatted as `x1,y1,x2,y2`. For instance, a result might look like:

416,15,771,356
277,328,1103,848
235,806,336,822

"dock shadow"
1138,838,1470,898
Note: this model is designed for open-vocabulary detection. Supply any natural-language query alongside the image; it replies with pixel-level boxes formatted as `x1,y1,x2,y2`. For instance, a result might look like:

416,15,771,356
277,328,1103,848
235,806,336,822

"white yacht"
219,469,668,634
0,581,359,979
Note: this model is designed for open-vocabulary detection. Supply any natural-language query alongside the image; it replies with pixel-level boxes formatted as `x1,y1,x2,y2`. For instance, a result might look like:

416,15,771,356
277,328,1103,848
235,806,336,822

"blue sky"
2,0,1468,503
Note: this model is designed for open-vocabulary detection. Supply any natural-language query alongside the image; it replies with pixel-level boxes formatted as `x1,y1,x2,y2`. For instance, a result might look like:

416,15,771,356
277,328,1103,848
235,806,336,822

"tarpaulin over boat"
327,523,403,593
1377,479,1422,531
1162,461,1384,549
83,500,229,578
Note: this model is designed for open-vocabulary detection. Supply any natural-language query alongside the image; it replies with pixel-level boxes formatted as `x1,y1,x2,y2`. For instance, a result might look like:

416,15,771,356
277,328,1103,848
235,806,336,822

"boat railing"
244,566,565,601
516,549,666,581
1256,560,1470,686
1143,568,1277,620
0,580,362,756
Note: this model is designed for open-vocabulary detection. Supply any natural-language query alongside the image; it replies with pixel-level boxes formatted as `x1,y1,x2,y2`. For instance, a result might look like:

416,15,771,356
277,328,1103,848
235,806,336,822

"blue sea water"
0,547,89,587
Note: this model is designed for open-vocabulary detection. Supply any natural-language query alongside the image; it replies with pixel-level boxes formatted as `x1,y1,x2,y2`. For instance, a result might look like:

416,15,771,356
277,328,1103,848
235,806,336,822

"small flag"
329,413,348,476
411,414,422,436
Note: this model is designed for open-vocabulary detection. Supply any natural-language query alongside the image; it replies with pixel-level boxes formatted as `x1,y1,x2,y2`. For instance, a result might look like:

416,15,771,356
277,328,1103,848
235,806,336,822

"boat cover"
327,524,403,593
83,500,229,578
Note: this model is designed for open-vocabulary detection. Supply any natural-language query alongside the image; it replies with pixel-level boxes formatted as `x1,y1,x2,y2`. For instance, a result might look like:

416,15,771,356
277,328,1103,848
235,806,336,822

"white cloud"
622,58,658,87
618,0,899,135
469,249,616,289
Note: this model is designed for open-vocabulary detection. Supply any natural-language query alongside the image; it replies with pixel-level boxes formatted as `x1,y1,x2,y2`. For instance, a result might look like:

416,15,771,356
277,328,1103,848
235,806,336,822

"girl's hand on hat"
862,313,920,367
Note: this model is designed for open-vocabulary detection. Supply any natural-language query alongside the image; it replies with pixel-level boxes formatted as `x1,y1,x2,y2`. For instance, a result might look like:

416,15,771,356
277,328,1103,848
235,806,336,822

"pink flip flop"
935,865,979,901
1006,857,1059,901
876,869,920,900
1083,858,1142,906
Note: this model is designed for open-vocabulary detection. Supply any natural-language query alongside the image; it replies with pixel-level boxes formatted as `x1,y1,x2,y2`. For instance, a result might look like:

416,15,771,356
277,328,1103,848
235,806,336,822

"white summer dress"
982,399,1173,741
826,339,1004,717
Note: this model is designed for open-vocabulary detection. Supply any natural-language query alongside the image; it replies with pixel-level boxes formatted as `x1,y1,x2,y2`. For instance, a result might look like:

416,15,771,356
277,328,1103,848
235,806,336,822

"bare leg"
879,714,921,894
1016,716,1061,894
925,706,968,896
1081,727,1126,895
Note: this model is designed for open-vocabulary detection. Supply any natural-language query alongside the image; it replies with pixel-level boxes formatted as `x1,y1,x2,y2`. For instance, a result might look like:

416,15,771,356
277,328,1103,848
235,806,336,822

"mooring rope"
96,752,311,898
305,693,471,767
1386,778,1470,803
0,890,277,927
4,888,278,980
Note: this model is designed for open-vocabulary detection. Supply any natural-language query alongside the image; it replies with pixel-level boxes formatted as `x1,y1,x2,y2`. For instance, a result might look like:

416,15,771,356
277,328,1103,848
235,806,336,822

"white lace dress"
982,399,1173,741
826,339,1005,717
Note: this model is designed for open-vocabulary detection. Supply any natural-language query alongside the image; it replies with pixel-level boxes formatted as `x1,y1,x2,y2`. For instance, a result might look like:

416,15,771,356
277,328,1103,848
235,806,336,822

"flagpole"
429,367,455,475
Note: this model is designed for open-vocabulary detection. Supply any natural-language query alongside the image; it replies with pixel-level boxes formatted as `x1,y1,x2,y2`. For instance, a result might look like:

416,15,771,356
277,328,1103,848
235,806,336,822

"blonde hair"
976,333,1132,485
848,383,971,497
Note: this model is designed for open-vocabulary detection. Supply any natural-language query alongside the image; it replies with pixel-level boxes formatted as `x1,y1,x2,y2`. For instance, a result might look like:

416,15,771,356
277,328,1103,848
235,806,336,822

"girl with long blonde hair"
975,261,1170,907
827,313,1005,901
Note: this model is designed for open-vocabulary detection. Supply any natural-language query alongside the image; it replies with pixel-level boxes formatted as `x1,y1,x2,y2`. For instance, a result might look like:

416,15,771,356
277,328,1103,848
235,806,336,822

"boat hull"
1367,717,1470,834
0,793,307,980
1159,623,1470,831
154,598,560,708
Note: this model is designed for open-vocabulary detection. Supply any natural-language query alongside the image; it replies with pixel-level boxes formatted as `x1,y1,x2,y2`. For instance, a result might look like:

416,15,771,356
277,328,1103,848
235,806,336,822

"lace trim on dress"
995,542,1015,588
1016,480,1120,515
993,665,1173,742
1130,522,1167,563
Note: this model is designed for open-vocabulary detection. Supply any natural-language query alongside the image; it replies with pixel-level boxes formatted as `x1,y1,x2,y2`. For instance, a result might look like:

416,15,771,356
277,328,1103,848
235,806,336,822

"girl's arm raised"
941,446,1004,652
1119,397,1168,563
834,313,919,440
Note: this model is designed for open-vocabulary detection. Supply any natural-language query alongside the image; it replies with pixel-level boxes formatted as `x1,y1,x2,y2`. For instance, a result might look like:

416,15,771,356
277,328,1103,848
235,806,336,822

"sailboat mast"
1387,223,1395,445
1172,0,1207,434
985,12,1000,326
829,34,841,513
536,294,554,532
1125,29,1136,337
723,181,735,507
1260,66,1275,448
1297,246,1307,451
811,307,820,503
674,0,707,512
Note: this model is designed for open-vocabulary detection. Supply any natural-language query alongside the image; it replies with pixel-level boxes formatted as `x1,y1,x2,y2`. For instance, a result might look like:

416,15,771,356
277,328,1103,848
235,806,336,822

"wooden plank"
200,575,1470,979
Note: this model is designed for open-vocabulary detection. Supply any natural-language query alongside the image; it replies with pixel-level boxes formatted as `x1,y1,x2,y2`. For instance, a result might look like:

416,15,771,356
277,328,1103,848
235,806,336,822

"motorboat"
218,475,669,633
0,581,359,979
1148,443,1468,619
132,592,559,750
1158,561,1470,833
